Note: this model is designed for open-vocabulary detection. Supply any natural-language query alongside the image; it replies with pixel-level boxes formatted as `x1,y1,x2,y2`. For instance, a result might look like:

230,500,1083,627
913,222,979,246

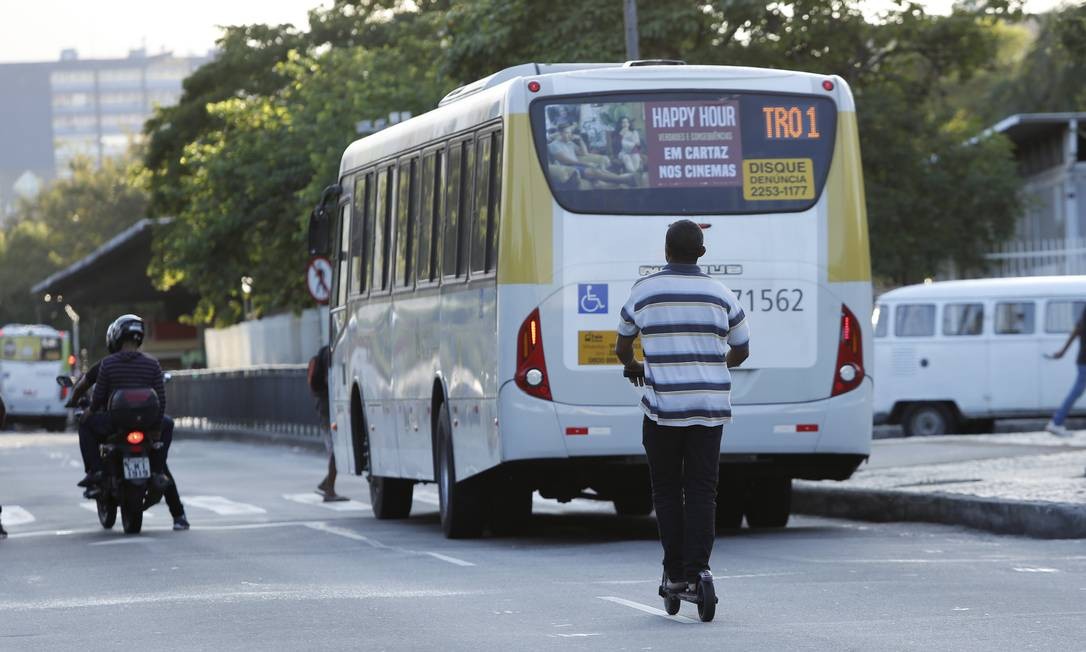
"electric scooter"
659,570,717,622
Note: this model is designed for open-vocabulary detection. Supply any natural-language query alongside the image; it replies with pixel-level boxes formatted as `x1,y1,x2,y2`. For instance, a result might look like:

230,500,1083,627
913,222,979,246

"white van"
0,324,72,431
874,276,1086,436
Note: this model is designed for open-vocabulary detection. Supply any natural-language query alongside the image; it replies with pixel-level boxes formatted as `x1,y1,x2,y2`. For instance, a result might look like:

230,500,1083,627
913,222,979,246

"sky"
0,0,1073,64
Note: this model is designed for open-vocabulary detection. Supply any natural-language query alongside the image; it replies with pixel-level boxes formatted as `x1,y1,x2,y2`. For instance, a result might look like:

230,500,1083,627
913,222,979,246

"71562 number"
731,288,804,312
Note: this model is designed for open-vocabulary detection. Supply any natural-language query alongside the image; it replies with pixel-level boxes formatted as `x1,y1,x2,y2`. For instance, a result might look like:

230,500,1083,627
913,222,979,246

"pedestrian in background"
1044,307,1086,438
309,345,347,501
614,219,750,593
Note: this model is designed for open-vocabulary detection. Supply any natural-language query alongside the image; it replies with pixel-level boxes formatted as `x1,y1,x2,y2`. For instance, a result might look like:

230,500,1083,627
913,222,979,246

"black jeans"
642,416,723,583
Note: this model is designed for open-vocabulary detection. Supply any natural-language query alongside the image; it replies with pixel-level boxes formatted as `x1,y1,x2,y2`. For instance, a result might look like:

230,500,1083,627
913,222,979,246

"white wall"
204,307,329,369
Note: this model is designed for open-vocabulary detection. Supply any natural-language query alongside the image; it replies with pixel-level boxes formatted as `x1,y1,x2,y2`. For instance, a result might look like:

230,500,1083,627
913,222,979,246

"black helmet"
106,314,145,353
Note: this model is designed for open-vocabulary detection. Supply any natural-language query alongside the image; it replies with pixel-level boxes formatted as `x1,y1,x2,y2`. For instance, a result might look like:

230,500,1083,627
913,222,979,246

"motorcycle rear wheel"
120,486,144,534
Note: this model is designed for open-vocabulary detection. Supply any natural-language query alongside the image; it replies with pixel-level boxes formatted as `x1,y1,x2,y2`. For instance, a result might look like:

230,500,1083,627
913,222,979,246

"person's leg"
1053,364,1086,426
78,413,111,476
0,504,6,539
643,416,686,582
681,425,723,583
155,416,187,525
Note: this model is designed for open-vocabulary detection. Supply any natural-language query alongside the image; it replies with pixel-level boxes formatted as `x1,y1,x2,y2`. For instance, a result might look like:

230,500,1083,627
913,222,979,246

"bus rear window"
1,336,62,361
530,91,837,215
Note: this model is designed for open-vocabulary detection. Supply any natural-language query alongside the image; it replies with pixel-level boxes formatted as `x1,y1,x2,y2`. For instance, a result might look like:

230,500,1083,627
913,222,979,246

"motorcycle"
57,376,167,534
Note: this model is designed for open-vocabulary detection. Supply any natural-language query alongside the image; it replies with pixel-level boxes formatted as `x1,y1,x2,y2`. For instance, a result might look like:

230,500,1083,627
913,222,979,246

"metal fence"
986,238,1086,277
169,365,324,446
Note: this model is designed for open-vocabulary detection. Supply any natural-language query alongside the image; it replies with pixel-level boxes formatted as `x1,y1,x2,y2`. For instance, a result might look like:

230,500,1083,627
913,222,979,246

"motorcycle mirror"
163,372,172,384
56,375,74,388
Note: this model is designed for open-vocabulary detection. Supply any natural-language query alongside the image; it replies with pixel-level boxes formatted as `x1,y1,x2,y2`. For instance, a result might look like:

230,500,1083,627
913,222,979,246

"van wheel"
436,402,484,539
902,404,956,437
715,474,746,531
745,477,791,528
368,476,413,519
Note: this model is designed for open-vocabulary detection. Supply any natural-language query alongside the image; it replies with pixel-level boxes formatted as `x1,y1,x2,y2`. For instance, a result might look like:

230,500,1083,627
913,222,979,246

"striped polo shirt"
617,264,750,427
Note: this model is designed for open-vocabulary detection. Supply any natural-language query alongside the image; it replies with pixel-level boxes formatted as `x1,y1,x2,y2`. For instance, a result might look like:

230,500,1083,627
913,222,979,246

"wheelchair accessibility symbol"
578,284,608,314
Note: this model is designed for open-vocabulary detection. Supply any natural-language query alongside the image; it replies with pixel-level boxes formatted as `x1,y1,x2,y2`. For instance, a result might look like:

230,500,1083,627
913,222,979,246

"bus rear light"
822,79,835,91
527,80,541,93
832,304,864,396
515,309,552,401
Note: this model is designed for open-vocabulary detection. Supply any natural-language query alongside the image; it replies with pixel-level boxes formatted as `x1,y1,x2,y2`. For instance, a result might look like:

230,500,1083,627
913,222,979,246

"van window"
943,303,984,336
994,302,1035,335
1045,300,1086,333
894,304,935,337
873,304,888,338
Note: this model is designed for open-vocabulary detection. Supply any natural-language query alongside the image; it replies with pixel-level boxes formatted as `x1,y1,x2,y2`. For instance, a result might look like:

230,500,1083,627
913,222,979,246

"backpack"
307,346,329,395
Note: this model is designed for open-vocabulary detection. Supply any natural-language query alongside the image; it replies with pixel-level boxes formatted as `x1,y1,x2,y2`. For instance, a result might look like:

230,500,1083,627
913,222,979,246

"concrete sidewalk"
795,431,1086,538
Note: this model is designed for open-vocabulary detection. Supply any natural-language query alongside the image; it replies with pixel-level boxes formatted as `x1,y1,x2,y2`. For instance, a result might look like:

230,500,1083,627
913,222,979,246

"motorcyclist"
74,314,189,530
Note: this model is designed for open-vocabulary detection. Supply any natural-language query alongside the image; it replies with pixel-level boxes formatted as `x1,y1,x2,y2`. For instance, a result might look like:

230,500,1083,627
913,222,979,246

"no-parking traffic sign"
306,256,333,304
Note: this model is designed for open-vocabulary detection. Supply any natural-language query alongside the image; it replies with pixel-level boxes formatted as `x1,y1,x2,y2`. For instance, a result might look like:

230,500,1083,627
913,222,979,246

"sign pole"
624,0,640,61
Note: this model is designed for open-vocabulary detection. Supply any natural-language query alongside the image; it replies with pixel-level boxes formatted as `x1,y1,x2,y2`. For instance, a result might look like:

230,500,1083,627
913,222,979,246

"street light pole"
623,0,640,61
64,304,80,372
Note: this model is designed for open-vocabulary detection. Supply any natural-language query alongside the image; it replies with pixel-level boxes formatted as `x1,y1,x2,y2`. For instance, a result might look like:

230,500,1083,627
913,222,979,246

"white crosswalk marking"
282,493,370,512
185,496,266,516
3,506,36,526
78,502,155,518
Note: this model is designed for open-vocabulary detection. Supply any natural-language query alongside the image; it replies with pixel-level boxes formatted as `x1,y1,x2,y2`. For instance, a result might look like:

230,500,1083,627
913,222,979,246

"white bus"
312,61,873,538
874,276,1086,436
0,324,72,431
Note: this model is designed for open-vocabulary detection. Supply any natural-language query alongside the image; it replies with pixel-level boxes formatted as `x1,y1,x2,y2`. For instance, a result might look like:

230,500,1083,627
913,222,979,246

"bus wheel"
436,402,484,539
368,476,413,519
715,475,746,531
745,477,791,528
902,404,955,438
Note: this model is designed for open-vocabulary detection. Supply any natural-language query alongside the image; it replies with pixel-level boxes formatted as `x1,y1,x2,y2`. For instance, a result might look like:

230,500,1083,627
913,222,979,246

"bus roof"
879,276,1086,302
339,62,850,177
0,324,64,337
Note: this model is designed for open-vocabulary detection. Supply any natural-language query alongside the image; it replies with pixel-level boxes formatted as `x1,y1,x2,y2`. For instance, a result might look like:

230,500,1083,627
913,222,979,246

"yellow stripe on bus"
498,113,554,285
826,111,871,283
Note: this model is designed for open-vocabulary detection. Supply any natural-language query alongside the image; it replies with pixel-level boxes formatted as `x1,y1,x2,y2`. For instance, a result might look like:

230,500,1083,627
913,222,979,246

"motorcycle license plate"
123,457,151,480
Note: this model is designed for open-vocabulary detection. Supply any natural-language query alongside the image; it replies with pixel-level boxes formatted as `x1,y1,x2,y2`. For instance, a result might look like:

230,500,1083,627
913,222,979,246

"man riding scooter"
74,314,189,530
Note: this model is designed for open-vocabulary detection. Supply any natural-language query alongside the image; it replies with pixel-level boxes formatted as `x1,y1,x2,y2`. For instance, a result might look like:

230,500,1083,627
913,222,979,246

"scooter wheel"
696,576,717,622
664,593,681,616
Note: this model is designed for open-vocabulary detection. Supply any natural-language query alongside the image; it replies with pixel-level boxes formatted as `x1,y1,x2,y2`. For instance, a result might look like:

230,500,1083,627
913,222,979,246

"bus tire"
902,403,956,438
368,476,413,519
436,402,484,539
745,477,791,528
715,474,746,531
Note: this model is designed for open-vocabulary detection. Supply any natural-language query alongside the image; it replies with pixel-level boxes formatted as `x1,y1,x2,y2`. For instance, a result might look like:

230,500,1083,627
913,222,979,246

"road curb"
793,484,1086,539
175,427,326,453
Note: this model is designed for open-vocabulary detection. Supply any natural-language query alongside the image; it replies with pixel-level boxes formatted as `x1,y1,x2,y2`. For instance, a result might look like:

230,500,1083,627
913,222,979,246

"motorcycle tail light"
126,431,145,445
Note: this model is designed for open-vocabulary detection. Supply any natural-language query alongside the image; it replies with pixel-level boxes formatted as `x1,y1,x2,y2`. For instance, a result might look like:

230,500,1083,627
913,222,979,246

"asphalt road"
2,432,1085,651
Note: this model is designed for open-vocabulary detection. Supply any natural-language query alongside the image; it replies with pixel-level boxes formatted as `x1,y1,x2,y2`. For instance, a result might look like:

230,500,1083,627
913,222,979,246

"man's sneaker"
0,522,7,539
1045,421,1073,438
662,574,689,592
173,514,190,531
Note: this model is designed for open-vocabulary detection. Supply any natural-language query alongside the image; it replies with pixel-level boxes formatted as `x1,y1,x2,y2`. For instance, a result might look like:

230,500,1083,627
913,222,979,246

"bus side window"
487,131,502,273
470,132,492,274
417,152,436,283
351,174,370,295
994,302,1035,335
443,142,463,278
395,158,417,289
373,167,393,291
457,138,475,278
942,303,983,336
333,201,350,308
894,304,934,337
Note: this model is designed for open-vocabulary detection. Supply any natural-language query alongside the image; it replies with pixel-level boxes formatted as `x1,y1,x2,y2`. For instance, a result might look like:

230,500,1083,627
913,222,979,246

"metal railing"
168,365,324,446
986,238,1086,277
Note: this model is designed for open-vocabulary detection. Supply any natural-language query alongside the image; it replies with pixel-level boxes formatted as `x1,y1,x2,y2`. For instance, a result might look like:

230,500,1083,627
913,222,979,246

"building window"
98,68,141,83
50,70,94,85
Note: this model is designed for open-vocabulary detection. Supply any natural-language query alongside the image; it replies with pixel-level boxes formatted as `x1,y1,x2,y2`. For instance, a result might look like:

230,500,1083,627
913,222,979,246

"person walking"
309,345,347,501
1044,307,1086,438
614,219,750,593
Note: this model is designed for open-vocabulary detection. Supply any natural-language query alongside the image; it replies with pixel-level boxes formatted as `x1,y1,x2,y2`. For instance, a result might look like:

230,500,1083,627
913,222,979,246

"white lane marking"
2,506,36,526
79,502,155,518
424,552,475,567
547,633,602,638
282,493,370,512
306,522,475,567
1013,567,1059,573
597,596,697,623
89,538,157,546
185,496,266,515
304,522,389,549
0,586,478,612
7,520,316,539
